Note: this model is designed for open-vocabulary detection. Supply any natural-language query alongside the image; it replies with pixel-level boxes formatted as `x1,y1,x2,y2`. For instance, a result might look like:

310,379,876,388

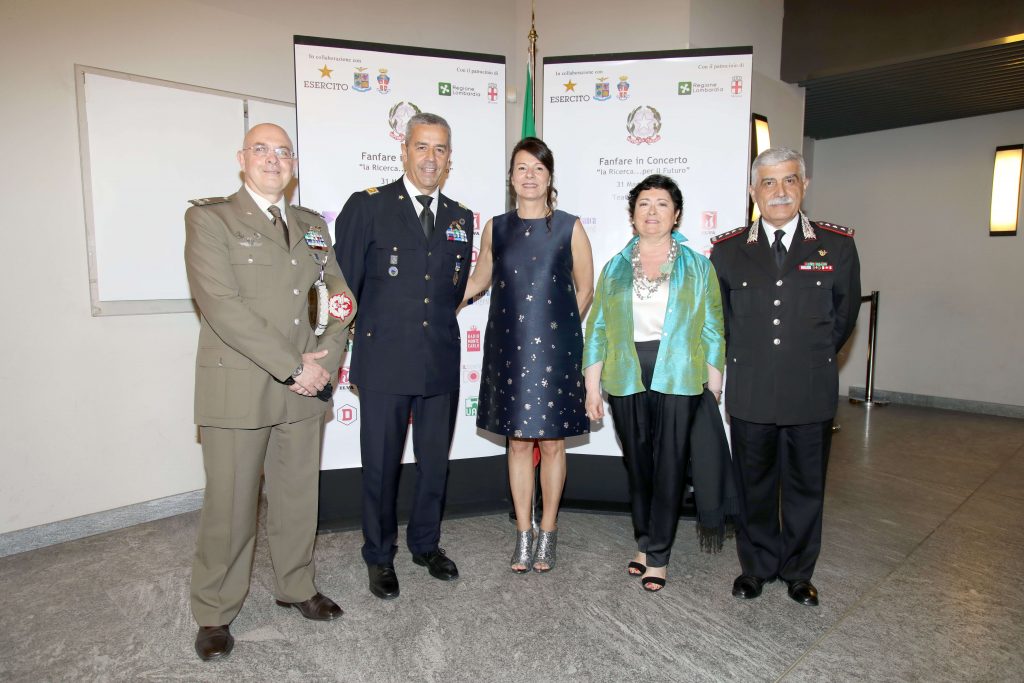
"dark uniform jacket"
334,178,474,396
710,213,860,425
185,186,355,429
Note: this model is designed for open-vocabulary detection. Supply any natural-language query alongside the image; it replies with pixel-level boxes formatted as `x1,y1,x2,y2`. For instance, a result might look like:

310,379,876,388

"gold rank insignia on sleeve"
815,221,855,237
188,196,230,206
365,187,379,195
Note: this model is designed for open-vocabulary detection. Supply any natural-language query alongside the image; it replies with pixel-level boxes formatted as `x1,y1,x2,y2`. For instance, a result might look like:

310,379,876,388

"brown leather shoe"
275,592,343,620
194,625,233,661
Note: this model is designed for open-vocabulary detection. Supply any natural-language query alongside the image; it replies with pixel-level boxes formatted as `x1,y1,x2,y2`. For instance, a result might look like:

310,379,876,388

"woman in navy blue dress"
463,137,594,573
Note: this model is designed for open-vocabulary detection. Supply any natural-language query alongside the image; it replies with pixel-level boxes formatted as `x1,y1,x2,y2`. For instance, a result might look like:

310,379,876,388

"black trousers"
730,416,833,582
357,387,458,565
608,341,701,568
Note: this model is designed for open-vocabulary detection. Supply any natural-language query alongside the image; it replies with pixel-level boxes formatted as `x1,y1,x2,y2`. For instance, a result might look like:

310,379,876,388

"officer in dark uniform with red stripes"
334,113,474,600
710,147,860,607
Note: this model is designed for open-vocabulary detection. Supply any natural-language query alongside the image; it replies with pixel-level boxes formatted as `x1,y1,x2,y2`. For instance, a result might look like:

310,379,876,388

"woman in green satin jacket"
583,174,726,592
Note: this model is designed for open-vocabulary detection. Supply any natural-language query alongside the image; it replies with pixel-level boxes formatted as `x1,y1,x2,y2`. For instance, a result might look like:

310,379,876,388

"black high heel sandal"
641,575,666,592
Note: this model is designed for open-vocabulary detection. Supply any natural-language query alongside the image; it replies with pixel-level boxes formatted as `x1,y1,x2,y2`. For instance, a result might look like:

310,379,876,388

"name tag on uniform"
799,261,834,271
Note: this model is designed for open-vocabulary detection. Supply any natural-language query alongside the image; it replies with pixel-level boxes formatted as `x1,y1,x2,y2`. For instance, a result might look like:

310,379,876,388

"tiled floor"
1,402,1022,682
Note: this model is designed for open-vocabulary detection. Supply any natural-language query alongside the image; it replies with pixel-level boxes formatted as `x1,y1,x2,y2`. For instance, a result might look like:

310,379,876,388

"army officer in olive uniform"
334,113,473,600
710,147,860,608
185,123,355,661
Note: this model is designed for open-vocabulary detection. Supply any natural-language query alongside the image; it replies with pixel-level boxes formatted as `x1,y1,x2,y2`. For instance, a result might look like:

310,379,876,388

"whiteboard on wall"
75,66,295,315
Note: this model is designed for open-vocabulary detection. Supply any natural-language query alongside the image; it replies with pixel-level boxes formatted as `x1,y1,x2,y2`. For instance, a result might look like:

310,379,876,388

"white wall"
690,0,805,151
0,0,799,534
690,0,783,79
807,110,1024,407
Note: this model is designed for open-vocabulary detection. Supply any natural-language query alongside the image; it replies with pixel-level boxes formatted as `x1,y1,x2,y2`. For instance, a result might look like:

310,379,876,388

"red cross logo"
487,84,498,102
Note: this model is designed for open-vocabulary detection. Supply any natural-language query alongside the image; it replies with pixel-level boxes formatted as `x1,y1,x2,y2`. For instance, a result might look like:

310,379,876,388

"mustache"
767,197,794,206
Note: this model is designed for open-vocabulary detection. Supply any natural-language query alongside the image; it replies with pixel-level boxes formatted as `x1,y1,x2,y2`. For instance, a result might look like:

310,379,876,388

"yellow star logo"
319,65,333,78
563,80,577,92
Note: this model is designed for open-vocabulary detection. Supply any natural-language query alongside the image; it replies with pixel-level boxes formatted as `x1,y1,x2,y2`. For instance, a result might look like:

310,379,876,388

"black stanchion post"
850,290,889,408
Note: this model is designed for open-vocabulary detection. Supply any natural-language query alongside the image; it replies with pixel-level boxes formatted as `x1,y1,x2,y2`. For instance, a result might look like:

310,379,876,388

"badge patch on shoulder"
329,292,354,321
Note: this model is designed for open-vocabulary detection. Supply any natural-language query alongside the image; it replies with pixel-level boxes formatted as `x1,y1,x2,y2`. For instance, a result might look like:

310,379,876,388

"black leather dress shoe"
368,564,400,600
412,548,460,581
732,574,773,599
786,579,819,606
276,592,343,620
195,625,233,661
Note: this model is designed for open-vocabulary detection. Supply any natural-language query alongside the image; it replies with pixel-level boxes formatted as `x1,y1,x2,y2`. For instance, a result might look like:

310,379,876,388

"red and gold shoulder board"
710,226,746,244
815,221,855,237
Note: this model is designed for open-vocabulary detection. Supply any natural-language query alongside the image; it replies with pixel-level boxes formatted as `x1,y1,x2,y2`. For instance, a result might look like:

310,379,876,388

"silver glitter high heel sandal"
533,529,557,572
511,529,534,574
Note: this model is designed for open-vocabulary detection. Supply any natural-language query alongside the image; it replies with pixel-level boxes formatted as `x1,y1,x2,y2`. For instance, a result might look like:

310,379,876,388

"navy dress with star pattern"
476,209,589,439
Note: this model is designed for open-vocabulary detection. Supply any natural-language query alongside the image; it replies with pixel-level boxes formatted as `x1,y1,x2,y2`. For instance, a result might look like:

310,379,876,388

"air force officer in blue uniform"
334,113,474,600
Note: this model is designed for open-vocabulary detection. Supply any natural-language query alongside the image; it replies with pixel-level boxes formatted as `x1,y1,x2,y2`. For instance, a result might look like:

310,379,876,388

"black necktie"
416,195,434,238
268,205,289,245
772,229,787,269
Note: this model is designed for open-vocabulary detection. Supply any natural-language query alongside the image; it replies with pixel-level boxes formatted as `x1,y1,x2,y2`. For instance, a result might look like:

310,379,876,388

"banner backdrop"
294,37,506,470
543,47,752,457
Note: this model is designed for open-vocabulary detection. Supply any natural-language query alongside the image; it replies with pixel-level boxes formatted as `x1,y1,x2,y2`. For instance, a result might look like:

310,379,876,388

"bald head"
237,123,295,203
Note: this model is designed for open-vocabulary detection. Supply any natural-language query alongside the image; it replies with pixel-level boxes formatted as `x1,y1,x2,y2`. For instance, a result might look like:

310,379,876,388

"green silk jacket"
583,232,725,397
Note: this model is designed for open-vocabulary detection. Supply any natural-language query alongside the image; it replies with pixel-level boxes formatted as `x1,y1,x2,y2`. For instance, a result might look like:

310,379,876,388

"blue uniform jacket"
334,178,475,396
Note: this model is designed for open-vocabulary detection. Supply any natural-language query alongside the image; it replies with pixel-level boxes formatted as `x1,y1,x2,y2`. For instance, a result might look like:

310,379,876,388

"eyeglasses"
242,144,296,159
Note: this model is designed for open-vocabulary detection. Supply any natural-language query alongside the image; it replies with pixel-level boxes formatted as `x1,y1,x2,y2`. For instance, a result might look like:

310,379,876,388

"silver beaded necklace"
631,238,679,300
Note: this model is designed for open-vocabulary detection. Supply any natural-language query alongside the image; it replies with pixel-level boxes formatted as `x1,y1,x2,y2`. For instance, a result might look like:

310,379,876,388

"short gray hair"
751,147,805,185
405,112,452,147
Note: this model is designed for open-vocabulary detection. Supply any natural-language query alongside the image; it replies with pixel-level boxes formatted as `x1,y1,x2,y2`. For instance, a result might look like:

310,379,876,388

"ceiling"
800,37,1024,140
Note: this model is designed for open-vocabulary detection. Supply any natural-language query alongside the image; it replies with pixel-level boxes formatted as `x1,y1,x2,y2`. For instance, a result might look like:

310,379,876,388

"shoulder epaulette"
815,221,855,237
365,187,379,195
710,226,746,244
291,204,323,218
188,196,230,207
458,202,469,211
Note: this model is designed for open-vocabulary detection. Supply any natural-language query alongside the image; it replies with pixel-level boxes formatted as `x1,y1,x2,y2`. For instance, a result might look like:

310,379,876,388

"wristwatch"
283,363,303,386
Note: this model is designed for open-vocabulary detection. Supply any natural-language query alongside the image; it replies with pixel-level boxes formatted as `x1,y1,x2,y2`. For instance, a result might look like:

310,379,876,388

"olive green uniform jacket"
184,186,355,428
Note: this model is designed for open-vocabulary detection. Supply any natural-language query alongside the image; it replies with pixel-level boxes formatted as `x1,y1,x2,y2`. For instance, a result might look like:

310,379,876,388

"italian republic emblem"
388,101,422,141
626,105,662,145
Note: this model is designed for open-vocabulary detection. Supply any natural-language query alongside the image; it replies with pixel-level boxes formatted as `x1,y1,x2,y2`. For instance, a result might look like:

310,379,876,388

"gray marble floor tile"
779,483,1024,683
973,451,1024,502
2,404,1023,682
